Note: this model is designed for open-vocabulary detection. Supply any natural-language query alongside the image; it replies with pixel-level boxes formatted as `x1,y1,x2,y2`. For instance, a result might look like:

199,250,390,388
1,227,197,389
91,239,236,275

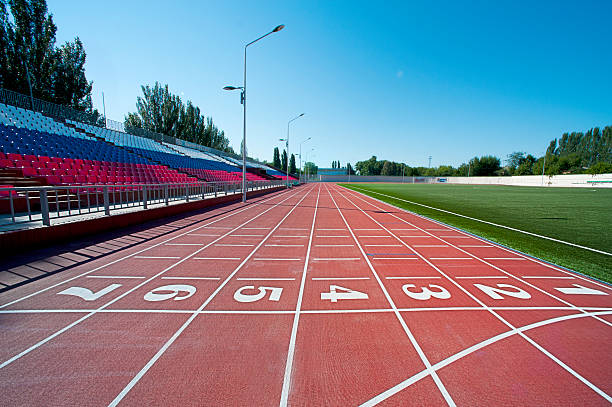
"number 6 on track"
234,286,283,303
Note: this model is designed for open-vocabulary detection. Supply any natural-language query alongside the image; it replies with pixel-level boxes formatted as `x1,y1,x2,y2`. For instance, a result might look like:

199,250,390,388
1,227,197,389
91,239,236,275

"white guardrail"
0,180,285,230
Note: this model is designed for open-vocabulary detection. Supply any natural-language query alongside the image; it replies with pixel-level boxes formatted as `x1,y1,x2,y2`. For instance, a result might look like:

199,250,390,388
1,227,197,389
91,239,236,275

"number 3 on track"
234,286,283,303
321,285,369,303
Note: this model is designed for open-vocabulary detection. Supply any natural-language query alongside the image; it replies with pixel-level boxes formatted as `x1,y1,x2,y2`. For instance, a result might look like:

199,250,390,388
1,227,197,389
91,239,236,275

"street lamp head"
273,24,285,32
298,113,305,117
223,85,243,91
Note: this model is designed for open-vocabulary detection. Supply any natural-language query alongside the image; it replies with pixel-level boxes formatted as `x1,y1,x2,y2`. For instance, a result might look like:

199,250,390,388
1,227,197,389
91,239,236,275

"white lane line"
348,185,612,256
317,228,345,231
109,185,316,406
326,184,456,406
134,256,181,259
459,245,494,247
340,186,612,399
454,276,508,279
364,244,403,247
484,257,526,260
439,236,471,238
426,229,451,231
87,276,146,279
241,227,270,230
385,276,441,279
315,244,354,247
161,277,221,280
214,244,255,247
187,233,220,237
265,244,305,247
275,235,308,238
311,277,370,280
316,235,350,238
280,227,309,230
0,188,304,370
312,258,361,261
230,234,265,237
429,257,473,260
359,310,612,406
374,257,419,260
358,235,392,238
400,235,430,238
413,245,449,247
193,257,241,260
0,187,295,310
522,276,575,279
354,228,382,231
204,226,233,229
280,184,320,406
391,228,418,231
253,258,302,261
166,243,204,246
236,277,296,281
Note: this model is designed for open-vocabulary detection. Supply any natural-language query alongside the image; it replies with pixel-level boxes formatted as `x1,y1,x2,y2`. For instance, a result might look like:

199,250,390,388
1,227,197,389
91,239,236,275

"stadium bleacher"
0,102,297,187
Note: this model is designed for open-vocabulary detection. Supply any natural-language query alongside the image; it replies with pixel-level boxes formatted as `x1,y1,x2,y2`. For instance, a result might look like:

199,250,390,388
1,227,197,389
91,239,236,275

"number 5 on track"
234,286,283,303
321,285,369,303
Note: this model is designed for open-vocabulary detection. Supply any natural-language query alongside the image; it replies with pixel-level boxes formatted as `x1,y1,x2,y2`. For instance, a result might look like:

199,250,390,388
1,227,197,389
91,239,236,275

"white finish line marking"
87,276,146,279
166,243,204,246
265,244,305,247
253,258,302,261
161,277,221,280
214,244,255,247
315,244,354,247
237,278,296,281
312,277,370,280
193,257,241,260
522,276,575,279
386,276,442,280
455,276,509,279
484,257,526,260
312,258,361,261
135,256,181,259
187,233,220,237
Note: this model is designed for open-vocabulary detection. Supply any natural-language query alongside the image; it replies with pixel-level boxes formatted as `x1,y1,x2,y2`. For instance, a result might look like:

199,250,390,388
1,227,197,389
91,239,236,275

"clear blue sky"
48,0,612,168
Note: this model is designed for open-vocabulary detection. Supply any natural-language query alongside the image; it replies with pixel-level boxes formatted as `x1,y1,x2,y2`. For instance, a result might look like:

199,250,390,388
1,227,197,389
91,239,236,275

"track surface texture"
1,183,611,406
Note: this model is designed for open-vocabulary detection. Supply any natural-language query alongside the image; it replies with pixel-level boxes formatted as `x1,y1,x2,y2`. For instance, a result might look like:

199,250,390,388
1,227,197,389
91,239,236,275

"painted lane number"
57,284,122,301
402,284,451,300
321,285,368,303
234,286,283,303
474,283,531,300
554,284,608,296
144,285,197,302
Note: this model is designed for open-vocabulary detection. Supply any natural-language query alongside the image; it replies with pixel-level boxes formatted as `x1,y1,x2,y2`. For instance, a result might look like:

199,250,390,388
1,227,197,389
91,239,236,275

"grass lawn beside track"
341,183,612,283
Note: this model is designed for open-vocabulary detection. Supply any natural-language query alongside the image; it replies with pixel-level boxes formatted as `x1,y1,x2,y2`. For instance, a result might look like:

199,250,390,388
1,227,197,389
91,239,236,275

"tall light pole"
282,113,304,188
223,24,285,202
305,148,314,183
299,136,311,183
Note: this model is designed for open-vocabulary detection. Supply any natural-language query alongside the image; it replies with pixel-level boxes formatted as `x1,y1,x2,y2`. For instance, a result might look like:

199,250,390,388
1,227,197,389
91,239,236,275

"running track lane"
0,182,610,406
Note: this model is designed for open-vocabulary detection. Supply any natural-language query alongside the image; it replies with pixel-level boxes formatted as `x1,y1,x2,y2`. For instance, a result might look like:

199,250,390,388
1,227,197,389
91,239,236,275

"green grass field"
341,183,612,283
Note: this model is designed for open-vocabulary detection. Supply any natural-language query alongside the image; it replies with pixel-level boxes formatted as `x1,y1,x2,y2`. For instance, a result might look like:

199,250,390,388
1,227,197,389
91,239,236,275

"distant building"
318,167,348,176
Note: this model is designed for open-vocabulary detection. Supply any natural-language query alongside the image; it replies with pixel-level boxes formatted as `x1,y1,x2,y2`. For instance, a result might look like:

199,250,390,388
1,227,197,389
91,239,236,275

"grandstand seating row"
0,102,297,187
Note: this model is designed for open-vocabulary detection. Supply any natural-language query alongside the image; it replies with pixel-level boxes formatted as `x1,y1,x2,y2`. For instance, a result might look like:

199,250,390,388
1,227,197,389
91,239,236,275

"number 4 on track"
321,285,368,303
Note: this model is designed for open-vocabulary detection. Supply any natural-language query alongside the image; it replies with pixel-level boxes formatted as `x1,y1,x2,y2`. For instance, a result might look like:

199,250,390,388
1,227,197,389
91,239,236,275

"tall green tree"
289,154,296,174
0,0,95,112
281,149,288,172
273,147,281,168
126,82,233,152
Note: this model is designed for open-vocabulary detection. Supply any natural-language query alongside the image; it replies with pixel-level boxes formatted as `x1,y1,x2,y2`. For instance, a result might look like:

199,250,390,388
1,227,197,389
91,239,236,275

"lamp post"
283,113,304,188
304,148,314,183
299,136,311,183
223,24,284,202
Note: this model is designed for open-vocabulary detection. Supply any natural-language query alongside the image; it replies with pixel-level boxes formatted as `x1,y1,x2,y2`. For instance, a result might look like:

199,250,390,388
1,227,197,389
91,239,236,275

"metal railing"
0,180,284,231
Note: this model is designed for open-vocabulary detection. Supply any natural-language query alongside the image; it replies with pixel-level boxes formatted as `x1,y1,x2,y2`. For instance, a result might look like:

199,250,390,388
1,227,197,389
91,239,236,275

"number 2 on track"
321,285,369,302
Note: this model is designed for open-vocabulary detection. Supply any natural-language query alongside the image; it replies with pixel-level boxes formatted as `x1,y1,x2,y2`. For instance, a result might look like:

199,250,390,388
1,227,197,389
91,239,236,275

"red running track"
0,183,611,406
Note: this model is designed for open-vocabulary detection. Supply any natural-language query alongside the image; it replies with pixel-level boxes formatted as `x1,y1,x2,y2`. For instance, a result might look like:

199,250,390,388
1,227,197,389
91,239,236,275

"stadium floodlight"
223,24,285,203
299,137,311,182
285,113,305,188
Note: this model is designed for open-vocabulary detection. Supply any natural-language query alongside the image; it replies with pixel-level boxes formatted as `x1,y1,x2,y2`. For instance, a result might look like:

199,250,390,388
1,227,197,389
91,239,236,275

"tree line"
125,82,233,153
272,147,297,174
354,125,612,177
0,0,97,114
